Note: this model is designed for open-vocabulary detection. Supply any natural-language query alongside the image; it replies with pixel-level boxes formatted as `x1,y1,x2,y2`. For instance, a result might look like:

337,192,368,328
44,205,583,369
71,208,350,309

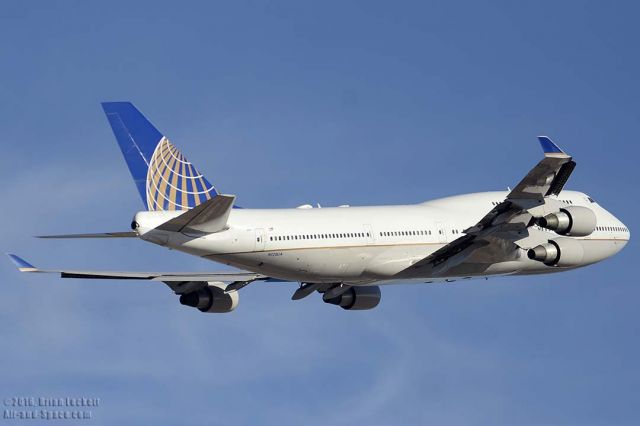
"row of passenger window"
491,199,574,206
379,229,463,237
265,224,628,244
534,224,629,234
380,230,432,237
596,225,629,233
269,232,370,242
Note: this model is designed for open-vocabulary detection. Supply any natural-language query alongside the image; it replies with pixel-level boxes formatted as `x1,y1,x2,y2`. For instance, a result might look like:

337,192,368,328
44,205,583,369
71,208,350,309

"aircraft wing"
7,254,275,294
409,136,575,276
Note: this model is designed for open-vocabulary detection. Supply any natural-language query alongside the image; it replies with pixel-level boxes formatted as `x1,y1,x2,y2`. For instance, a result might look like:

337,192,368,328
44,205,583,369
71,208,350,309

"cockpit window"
587,196,596,203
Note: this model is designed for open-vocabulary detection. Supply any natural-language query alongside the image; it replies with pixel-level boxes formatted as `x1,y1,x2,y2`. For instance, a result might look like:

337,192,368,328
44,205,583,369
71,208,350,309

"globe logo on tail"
146,137,216,211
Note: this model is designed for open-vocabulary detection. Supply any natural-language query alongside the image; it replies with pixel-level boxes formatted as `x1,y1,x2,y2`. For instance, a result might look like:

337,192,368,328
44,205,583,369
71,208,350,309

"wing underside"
7,254,276,294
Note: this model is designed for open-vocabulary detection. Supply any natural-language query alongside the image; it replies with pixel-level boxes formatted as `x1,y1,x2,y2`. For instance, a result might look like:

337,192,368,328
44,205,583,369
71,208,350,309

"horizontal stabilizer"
36,231,138,239
156,194,236,234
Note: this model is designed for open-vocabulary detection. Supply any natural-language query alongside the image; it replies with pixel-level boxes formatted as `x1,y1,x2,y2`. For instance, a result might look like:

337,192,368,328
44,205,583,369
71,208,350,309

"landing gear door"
255,228,266,251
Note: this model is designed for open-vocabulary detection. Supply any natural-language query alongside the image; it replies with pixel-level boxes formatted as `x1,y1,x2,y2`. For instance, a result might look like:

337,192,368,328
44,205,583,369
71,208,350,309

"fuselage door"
363,224,374,245
255,228,266,251
435,221,447,243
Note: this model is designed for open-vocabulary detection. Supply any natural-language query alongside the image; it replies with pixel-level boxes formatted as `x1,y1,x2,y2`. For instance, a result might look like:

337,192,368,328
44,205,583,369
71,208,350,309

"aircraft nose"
616,220,630,253
624,221,631,242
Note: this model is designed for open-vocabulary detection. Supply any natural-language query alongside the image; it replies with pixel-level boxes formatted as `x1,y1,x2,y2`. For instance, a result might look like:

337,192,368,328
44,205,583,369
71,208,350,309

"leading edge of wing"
6,253,271,282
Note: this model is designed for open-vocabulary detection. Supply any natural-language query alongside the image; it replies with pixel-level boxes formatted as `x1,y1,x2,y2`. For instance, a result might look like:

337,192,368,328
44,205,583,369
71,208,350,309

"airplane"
8,102,630,313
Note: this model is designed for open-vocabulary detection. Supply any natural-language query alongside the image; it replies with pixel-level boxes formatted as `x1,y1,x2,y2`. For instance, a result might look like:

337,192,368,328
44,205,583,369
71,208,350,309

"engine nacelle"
323,286,381,310
179,282,239,313
538,206,596,237
527,237,584,267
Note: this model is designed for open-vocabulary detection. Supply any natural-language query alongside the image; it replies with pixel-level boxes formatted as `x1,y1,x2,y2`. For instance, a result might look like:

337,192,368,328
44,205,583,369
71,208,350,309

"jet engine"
323,286,381,310
179,282,239,313
527,237,584,267
537,206,596,237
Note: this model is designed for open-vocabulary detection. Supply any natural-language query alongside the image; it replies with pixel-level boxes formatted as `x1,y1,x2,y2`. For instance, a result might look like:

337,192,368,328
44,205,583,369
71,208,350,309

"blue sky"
1,1,639,424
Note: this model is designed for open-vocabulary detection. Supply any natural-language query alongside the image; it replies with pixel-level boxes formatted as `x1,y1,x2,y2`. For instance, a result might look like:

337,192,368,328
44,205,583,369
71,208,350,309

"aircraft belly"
174,238,625,284
362,245,439,279
204,245,441,283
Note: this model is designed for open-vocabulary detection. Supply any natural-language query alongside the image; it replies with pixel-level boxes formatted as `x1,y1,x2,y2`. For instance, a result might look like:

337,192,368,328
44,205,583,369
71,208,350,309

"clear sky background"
1,1,638,425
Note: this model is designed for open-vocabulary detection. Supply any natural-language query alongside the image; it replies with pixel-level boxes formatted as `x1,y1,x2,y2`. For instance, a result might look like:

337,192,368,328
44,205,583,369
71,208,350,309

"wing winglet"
7,254,38,272
538,136,568,157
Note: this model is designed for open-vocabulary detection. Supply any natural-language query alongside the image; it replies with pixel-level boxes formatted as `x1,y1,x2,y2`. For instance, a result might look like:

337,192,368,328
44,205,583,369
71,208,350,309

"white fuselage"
134,190,629,286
